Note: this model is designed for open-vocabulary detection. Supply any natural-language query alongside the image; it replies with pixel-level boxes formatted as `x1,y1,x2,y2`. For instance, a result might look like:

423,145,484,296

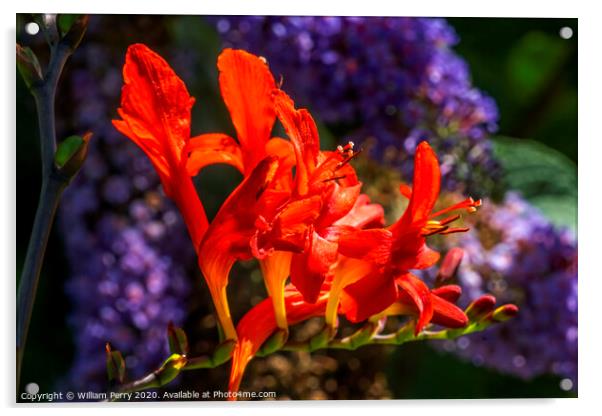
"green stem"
16,42,73,390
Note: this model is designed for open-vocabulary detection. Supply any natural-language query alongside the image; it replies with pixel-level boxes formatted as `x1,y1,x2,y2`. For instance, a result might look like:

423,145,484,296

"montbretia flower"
326,141,481,333
228,283,331,396
190,49,382,335
112,44,208,248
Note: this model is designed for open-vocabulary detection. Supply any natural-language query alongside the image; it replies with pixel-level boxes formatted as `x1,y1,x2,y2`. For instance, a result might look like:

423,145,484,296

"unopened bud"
105,342,126,384
490,304,519,322
54,132,92,177
59,14,88,51
212,339,236,366
465,294,496,321
16,44,43,89
167,322,189,356
156,353,187,386
432,285,462,303
258,328,288,356
436,248,464,285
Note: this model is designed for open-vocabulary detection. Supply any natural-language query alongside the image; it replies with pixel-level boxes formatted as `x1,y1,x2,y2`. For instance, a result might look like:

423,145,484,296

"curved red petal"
273,89,320,195
340,270,398,323
334,194,385,229
290,231,338,303
198,157,280,339
113,43,207,246
186,133,244,175
228,286,328,397
337,228,393,265
395,273,434,334
217,49,277,172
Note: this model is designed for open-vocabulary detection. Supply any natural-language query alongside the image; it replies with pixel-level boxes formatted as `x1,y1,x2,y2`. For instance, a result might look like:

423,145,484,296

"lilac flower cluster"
442,192,577,388
58,16,196,392
214,16,501,195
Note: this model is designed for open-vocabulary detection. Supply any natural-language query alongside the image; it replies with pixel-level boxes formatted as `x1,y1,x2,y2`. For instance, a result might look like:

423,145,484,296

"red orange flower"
327,142,481,332
112,44,208,248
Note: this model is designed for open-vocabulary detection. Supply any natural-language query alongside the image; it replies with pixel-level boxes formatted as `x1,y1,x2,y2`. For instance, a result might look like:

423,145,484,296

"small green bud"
54,132,92,177
167,322,189,356
212,339,236,366
16,44,43,89
257,329,288,356
155,353,187,386
309,325,336,351
59,14,88,51
105,342,126,384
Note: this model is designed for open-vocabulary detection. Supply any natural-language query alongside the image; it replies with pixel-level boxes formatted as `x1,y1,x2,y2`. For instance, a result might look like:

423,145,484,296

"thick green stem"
16,41,73,389
16,175,67,386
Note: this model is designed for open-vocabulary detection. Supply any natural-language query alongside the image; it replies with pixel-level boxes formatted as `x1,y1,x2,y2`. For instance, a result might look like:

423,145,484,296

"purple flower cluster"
214,16,501,195
58,16,197,392
442,192,577,388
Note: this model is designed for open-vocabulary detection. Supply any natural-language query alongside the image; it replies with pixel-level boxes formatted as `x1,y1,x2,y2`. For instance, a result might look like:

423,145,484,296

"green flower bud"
167,322,189,356
59,14,88,51
16,44,43,89
156,353,187,386
212,339,236,366
105,342,126,384
54,132,92,178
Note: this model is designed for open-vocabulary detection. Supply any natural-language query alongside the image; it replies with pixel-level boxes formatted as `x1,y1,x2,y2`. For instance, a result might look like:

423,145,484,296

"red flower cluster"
113,44,506,398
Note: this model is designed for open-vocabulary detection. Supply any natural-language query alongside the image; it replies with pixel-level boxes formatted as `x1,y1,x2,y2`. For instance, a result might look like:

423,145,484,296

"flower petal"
198,157,280,340
112,43,208,246
395,273,434,334
273,89,320,195
340,269,398,323
186,133,244,175
404,141,441,224
228,285,328,397
290,231,338,303
218,49,277,172
334,194,385,229
337,228,393,265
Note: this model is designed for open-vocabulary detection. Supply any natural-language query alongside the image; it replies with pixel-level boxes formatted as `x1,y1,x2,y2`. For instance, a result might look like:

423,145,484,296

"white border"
3,1,600,415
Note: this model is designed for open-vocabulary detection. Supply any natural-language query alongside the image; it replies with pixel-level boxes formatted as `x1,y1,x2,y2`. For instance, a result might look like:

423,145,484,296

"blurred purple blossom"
214,16,501,195
439,192,577,389
58,16,197,392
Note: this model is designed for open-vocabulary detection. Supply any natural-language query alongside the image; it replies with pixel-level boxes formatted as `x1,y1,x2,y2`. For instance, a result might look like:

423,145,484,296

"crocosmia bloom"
112,44,208,248
111,43,516,401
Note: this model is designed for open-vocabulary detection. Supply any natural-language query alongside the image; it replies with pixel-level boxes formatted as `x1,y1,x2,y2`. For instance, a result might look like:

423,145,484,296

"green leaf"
492,136,576,231
167,323,189,355
57,14,81,36
105,343,126,384
16,44,43,89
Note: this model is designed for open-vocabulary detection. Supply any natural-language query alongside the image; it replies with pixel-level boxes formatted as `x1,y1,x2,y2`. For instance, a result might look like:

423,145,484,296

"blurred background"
16,15,577,400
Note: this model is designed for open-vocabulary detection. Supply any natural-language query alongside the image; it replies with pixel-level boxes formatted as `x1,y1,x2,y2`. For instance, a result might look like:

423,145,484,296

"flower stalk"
16,15,88,389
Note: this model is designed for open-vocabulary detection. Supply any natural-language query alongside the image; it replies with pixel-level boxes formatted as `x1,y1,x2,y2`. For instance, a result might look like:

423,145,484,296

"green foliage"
57,14,81,36
167,323,189,356
493,136,577,231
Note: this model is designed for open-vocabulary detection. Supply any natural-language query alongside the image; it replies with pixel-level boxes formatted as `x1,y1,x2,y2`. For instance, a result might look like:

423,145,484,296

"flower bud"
156,353,187,386
54,132,92,178
105,342,125,384
490,304,519,322
436,247,464,285
212,339,236,366
465,294,496,321
431,284,462,303
58,14,88,51
167,322,189,356
258,328,288,356
16,44,43,89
